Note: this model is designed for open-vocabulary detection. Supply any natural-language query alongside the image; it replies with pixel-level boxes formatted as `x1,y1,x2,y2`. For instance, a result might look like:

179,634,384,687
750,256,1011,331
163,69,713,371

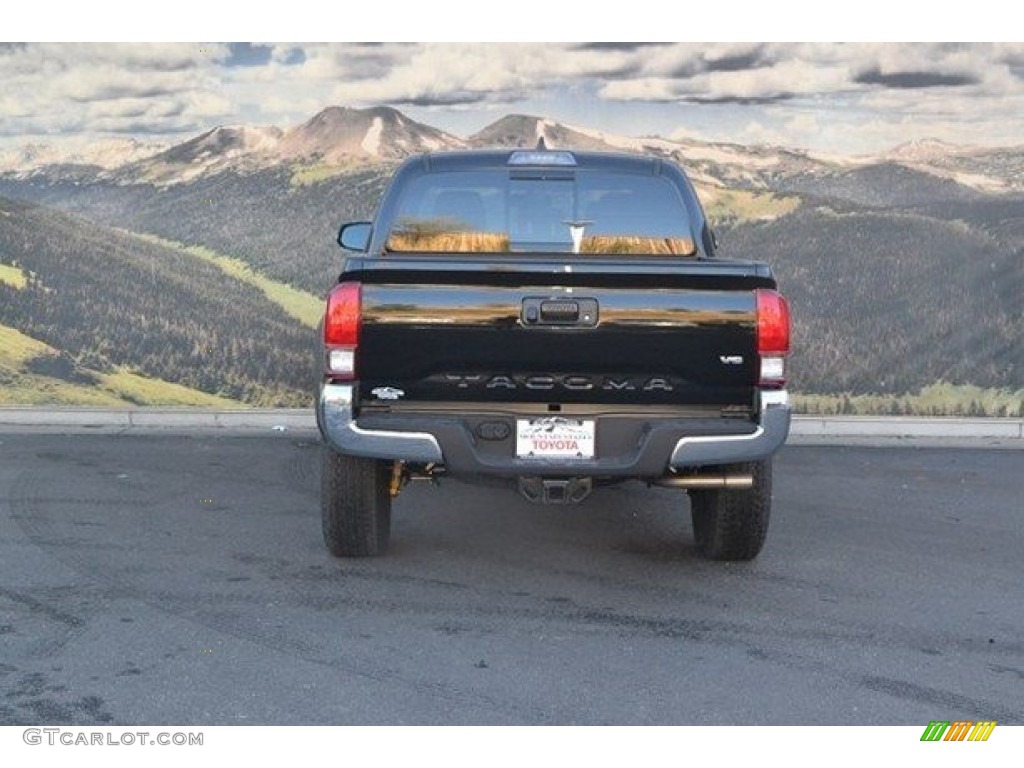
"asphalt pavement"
1,433,1021,724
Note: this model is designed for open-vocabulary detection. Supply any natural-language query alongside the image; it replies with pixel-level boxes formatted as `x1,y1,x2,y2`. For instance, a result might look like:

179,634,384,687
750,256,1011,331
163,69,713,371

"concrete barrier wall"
789,415,1024,439
0,407,1021,442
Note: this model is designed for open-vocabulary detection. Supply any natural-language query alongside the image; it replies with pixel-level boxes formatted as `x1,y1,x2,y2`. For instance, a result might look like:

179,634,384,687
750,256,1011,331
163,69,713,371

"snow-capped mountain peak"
276,105,463,163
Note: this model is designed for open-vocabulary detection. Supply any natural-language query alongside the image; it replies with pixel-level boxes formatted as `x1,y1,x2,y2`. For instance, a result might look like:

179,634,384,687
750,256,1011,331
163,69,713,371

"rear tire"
690,460,771,561
321,448,391,557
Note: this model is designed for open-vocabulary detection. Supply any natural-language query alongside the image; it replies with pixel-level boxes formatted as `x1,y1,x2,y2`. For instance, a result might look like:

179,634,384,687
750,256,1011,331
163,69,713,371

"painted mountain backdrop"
1,106,1021,413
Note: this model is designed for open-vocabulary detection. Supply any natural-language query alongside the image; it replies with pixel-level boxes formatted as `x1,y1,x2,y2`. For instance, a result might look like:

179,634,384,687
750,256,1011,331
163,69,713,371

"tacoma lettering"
469,375,675,392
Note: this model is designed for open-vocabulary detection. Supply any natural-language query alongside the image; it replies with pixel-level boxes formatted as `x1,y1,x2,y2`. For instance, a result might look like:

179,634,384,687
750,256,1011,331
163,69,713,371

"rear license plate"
516,418,595,459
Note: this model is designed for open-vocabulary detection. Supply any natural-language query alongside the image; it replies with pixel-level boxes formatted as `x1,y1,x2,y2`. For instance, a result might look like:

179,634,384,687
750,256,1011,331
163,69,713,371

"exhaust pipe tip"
653,474,754,490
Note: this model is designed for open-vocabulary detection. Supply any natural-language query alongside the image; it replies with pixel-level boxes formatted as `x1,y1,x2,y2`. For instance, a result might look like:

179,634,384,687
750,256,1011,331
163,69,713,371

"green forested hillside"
0,166,391,296
0,323,244,407
0,197,315,406
721,203,1023,395
128,233,323,328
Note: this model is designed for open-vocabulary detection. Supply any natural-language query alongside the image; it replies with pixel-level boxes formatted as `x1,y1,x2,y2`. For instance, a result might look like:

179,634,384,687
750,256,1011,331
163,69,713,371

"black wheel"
690,460,771,561
321,447,391,557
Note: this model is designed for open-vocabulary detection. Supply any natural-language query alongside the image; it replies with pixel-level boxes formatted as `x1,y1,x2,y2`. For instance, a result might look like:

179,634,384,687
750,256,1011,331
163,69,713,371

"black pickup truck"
317,147,791,560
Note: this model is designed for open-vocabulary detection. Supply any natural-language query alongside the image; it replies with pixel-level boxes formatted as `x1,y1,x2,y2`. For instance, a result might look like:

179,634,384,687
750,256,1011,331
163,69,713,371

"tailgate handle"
523,297,598,326
540,300,579,322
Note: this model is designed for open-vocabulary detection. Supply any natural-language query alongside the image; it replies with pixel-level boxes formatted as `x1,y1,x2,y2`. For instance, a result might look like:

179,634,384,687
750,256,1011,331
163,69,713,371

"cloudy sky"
2,42,1023,155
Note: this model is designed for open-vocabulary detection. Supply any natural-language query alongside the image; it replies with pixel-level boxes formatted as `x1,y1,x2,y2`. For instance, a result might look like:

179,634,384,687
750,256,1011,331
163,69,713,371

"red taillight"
756,288,790,388
756,289,790,354
324,282,361,379
324,282,361,346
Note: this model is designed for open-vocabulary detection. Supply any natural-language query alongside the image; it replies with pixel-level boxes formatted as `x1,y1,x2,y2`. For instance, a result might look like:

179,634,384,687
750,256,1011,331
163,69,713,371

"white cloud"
0,43,230,138
2,42,1023,153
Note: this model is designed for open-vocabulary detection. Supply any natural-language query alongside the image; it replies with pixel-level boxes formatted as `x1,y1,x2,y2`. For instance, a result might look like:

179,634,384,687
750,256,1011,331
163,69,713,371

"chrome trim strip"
318,383,443,463
669,391,791,468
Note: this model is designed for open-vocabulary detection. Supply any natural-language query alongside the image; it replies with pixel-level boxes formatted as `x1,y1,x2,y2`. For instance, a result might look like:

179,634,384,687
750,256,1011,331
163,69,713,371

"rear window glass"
386,169,696,255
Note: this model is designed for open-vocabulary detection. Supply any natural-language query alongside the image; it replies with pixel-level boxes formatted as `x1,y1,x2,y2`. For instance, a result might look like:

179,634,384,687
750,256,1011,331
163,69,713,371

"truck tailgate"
356,266,767,408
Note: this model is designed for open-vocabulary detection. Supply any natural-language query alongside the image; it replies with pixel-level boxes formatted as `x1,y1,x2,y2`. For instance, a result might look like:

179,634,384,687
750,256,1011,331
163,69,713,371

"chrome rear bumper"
319,383,790,472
